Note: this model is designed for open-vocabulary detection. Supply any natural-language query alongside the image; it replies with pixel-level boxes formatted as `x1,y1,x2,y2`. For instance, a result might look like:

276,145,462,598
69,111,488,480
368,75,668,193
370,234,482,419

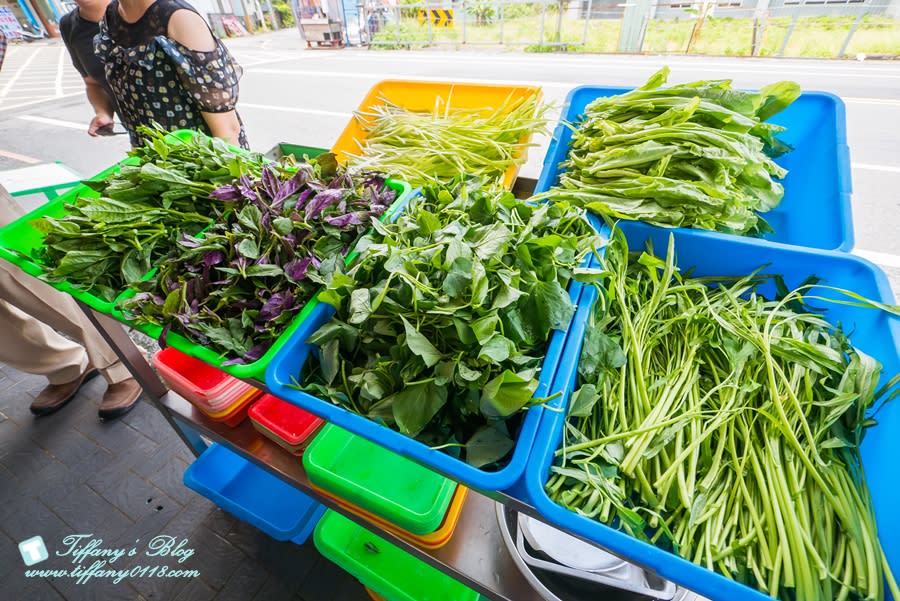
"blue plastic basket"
183,444,326,541
535,86,853,252
525,221,900,601
265,211,603,491
291,504,328,546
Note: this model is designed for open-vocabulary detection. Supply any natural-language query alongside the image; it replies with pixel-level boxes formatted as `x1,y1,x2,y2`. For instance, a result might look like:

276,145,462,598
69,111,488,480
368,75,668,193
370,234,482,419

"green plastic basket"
0,160,140,315
304,425,457,535
264,143,328,162
0,130,232,314
314,511,480,601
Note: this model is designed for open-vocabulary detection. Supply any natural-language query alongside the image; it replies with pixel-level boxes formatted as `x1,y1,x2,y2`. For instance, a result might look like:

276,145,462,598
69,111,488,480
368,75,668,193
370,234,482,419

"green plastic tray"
0,130,228,315
314,511,479,601
264,143,327,162
303,424,457,535
0,160,139,315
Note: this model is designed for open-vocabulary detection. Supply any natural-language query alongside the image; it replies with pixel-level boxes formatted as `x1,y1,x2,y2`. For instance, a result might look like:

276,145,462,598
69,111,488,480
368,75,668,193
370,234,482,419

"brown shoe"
30,367,100,417
98,378,142,421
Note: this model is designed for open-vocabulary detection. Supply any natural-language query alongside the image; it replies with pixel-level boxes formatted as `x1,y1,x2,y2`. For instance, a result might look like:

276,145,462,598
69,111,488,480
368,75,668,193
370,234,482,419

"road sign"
417,8,453,28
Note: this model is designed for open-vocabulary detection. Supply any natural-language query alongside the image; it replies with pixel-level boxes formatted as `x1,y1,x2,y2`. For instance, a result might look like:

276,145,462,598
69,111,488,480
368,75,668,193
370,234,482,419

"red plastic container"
153,348,262,427
204,390,261,427
249,394,324,454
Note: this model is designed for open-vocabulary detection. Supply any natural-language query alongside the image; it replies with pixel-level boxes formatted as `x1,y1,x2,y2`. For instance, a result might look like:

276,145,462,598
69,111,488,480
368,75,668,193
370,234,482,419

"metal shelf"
74,286,669,601
157,390,544,601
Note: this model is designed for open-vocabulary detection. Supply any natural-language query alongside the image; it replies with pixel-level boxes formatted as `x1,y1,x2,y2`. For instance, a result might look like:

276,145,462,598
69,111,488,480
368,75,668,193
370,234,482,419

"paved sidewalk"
0,361,367,601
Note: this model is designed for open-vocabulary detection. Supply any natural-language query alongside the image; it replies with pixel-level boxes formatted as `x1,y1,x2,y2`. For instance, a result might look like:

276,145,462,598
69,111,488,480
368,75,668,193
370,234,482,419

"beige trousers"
0,184,130,385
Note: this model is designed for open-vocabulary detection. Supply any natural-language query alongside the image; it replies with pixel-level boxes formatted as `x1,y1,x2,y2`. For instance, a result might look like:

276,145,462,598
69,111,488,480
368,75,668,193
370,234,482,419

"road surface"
1,31,898,292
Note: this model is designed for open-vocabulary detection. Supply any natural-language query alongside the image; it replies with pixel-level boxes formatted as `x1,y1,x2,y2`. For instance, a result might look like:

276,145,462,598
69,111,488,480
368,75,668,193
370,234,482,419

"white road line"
0,48,41,100
0,91,83,113
240,102,351,117
55,47,65,96
853,163,900,174
17,115,85,130
853,249,900,269
0,148,42,164
844,97,900,107
246,67,576,89
244,69,900,104
303,53,900,80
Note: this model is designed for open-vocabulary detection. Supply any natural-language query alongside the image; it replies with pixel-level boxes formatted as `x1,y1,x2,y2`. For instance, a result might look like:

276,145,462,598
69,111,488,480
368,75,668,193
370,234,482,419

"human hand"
88,113,114,137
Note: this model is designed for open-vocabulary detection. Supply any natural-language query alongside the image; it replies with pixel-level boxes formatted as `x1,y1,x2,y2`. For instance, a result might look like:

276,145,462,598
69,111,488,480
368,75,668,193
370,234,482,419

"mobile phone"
96,124,127,136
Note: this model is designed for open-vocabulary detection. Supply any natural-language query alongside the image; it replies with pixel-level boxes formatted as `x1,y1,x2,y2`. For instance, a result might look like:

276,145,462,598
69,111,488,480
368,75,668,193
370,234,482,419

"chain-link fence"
359,0,899,57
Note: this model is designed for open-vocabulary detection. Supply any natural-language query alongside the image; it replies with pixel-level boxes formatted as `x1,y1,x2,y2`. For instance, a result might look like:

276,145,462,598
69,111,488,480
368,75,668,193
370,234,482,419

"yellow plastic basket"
331,79,543,190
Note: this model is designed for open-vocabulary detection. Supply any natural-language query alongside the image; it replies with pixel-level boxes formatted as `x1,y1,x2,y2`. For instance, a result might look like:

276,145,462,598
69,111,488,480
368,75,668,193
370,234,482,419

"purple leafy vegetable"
127,156,399,364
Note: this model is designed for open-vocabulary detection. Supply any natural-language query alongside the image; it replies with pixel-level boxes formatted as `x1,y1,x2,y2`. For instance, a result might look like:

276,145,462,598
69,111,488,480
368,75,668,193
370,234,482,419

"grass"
371,13,900,57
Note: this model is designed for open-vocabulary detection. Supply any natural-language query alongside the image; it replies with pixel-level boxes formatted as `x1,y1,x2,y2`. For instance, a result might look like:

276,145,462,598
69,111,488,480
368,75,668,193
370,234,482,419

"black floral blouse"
95,0,248,148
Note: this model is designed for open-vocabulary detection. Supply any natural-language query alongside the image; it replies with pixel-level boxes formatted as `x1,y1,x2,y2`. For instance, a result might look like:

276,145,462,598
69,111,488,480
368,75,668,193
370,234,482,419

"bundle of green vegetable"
540,67,801,235
547,230,900,600
35,126,268,301
126,158,398,365
346,93,549,187
294,182,601,467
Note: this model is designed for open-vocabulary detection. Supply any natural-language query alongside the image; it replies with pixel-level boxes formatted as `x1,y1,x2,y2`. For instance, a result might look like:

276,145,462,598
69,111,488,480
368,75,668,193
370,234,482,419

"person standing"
59,0,119,136
0,186,143,420
95,0,248,148
0,31,141,420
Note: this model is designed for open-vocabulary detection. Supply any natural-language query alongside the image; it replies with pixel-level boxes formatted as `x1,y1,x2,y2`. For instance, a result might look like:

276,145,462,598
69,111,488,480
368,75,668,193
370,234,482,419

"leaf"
492,283,525,310
400,315,442,367
348,288,371,325
573,267,608,283
390,380,448,437
456,362,483,382
245,264,283,277
306,320,358,348
481,370,538,418
756,81,802,121
474,223,514,260
465,424,515,468
579,330,626,381
442,257,471,298
471,312,499,345
320,338,340,385
162,287,182,314
529,280,575,332
236,238,260,260
237,205,262,232
417,210,441,235
273,216,293,236
568,384,600,418
478,334,515,364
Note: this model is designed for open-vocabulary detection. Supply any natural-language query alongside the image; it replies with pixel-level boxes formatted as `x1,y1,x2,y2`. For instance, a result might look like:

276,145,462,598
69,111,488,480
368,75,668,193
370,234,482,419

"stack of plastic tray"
524,222,900,601
153,348,261,427
303,425,459,539
316,478,468,551
248,394,324,455
183,444,326,543
314,511,481,601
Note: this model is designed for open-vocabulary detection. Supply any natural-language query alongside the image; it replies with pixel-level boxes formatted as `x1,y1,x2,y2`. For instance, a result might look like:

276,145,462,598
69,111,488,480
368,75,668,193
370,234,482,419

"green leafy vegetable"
294,181,601,467
346,93,549,187
35,125,268,300
538,67,801,236
124,161,397,365
547,228,900,601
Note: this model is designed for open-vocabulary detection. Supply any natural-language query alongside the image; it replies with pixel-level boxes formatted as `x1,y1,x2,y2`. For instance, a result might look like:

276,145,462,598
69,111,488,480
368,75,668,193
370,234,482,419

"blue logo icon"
18,536,48,566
